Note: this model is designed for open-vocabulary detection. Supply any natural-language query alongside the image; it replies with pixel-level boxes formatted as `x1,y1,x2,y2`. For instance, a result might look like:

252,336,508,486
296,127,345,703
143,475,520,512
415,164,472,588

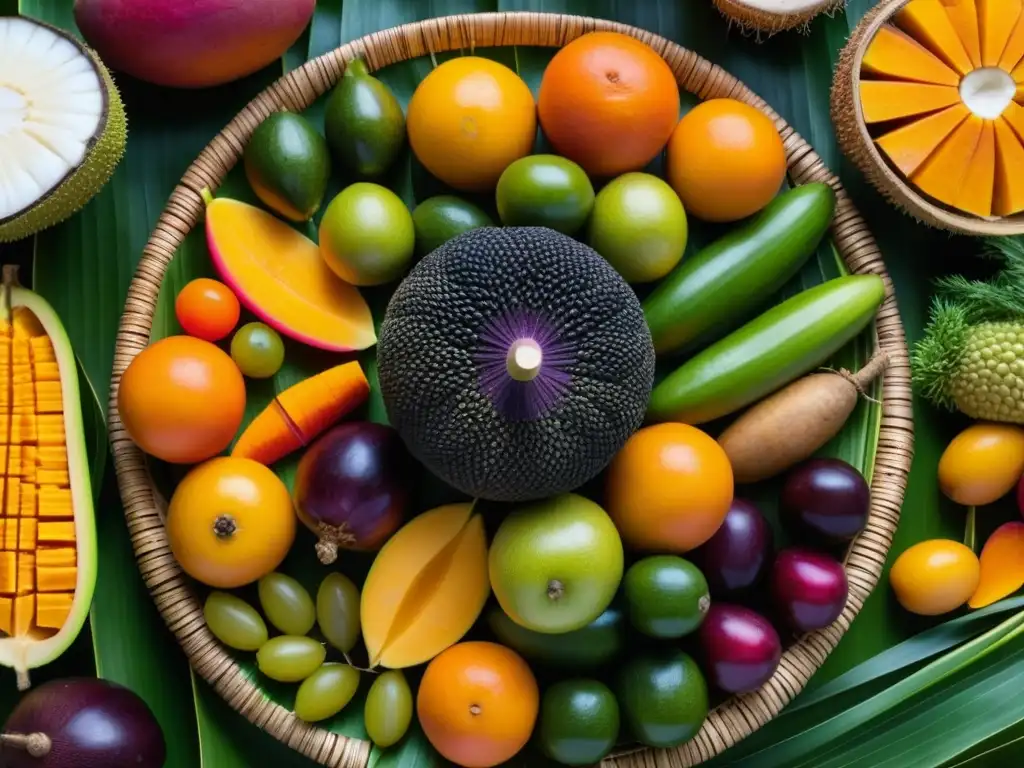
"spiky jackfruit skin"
947,321,1024,423
0,37,127,243
377,226,656,503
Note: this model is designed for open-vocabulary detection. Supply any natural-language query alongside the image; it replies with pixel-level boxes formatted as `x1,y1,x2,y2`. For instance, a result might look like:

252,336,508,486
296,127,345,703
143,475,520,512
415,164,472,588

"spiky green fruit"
0,17,127,243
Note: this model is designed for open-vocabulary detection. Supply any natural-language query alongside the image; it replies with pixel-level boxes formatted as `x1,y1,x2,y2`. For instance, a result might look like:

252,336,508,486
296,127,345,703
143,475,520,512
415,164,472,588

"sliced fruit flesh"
978,0,1022,66
911,115,984,207
862,25,961,85
953,120,996,215
993,116,1024,214
859,81,962,122
942,0,983,67
998,2,1024,70
0,18,107,223
875,103,970,176
896,0,975,75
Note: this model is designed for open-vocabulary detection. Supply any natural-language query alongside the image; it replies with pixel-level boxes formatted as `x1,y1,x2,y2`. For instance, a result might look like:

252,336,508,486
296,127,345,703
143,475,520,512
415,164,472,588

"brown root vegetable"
718,352,889,484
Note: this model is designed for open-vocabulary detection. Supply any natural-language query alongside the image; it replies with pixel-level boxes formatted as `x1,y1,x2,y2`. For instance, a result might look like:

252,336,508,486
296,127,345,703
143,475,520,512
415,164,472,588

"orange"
417,641,539,767
538,31,680,178
407,57,536,191
666,98,787,222
166,457,296,588
605,423,733,553
117,335,246,464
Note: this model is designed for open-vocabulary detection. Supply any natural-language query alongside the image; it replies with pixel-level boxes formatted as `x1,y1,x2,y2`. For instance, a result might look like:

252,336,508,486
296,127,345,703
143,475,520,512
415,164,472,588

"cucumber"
647,274,886,425
643,182,836,356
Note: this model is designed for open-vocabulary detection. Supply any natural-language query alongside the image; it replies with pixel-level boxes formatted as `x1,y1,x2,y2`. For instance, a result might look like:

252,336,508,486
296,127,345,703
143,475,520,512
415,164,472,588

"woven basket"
107,12,914,768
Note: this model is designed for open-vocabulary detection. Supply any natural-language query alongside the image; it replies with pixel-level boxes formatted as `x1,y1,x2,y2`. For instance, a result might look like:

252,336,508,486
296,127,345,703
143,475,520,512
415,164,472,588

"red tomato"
175,278,240,341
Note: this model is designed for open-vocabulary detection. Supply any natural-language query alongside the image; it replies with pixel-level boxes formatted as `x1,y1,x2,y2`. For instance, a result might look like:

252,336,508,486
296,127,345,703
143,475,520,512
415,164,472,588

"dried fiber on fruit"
377,226,655,502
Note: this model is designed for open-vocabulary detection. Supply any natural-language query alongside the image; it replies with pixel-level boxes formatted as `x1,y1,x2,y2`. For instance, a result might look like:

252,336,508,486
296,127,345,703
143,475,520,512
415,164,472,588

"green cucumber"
647,274,886,425
643,182,836,356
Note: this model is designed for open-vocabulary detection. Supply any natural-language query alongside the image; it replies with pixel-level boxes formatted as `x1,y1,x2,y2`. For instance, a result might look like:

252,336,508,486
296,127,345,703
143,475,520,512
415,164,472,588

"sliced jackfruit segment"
16,553,33,595
942,0,983,67
993,117,1024,214
860,81,962,123
36,548,74,568
897,0,975,75
911,115,985,207
36,521,74,544
875,104,971,175
37,566,75,593
863,24,961,85
978,0,1022,66
36,593,72,630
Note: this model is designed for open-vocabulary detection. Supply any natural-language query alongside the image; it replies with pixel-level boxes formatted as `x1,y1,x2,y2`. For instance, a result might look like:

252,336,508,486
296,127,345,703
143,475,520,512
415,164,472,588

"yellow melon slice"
954,121,996,216
1001,99,1024,139
911,116,984,207
942,0,983,67
875,104,971,176
860,81,963,122
979,0,1022,66
863,25,961,85
993,117,1024,214
999,6,1024,70
897,0,974,75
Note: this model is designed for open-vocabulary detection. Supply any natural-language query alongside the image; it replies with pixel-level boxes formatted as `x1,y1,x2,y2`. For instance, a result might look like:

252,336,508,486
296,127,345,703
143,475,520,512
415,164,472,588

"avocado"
617,648,709,748
538,679,620,766
324,58,406,178
243,111,331,222
412,195,493,257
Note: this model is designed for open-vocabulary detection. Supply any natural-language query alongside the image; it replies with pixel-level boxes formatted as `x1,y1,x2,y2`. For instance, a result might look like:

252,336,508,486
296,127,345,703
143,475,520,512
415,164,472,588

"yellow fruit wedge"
993,117,1024,214
953,120,996,215
912,116,984,207
1001,99,1024,140
860,81,963,122
942,0,983,67
863,24,962,85
979,0,1022,66
999,7,1024,70
897,0,975,75
1013,57,1024,83
875,104,971,176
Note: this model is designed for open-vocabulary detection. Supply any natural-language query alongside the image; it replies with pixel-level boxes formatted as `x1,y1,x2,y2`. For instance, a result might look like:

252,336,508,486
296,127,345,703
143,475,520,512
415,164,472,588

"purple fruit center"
476,310,574,422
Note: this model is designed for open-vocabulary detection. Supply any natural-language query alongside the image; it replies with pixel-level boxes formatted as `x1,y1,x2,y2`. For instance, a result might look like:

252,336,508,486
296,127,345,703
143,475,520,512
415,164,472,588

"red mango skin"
698,603,782,694
771,547,849,632
73,0,315,88
696,498,774,596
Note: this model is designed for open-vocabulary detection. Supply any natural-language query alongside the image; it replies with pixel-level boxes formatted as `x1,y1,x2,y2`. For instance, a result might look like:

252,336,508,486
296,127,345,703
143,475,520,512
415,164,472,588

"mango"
73,0,315,89
360,503,489,669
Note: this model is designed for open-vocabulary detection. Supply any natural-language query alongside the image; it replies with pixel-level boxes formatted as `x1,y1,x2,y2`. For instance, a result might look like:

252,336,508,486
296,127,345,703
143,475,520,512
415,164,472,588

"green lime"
319,182,415,286
538,679,620,766
617,648,708,748
486,604,625,670
411,195,493,256
587,172,688,284
496,154,595,235
623,555,710,639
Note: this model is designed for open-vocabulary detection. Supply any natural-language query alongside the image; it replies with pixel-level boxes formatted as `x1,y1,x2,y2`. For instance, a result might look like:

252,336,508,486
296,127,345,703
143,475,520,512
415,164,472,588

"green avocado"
623,555,710,639
324,58,406,177
412,195,493,257
486,605,625,670
617,648,709,749
538,679,620,766
243,111,331,222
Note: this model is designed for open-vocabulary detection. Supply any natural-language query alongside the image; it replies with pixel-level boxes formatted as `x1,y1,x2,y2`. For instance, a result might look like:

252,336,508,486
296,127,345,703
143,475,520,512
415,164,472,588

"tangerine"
417,641,539,768
407,57,536,191
174,278,240,342
117,335,246,464
538,31,680,178
666,98,787,223
167,457,296,588
605,423,733,553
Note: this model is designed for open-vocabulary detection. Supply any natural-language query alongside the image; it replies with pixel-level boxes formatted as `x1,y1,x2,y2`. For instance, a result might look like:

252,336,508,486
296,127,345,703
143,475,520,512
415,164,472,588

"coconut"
714,0,844,35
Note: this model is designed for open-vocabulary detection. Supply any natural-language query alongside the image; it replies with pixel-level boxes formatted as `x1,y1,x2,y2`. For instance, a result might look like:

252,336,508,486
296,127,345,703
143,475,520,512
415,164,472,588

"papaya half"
0,266,96,690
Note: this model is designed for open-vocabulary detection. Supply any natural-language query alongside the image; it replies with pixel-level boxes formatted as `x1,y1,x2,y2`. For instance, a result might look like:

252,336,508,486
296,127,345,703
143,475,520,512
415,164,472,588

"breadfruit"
377,226,655,502
0,17,127,242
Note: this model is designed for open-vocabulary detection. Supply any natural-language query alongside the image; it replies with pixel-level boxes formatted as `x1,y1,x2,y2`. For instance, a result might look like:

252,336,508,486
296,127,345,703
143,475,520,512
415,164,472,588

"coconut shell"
713,0,843,35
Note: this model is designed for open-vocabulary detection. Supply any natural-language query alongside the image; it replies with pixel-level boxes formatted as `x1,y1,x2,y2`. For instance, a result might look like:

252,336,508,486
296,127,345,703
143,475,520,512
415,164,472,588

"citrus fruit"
586,171,687,283
606,423,734,553
117,335,246,464
488,493,624,633
623,555,710,638
166,456,296,588
412,195,493,257
495,154,595,234
230,321,284,379
537,31,680,177
890,539,981,616
485,605,625,671
174,278,239,342
417,641,539,768
666,98,787,223
617,647,709,748
407,57,536,191
538,679,620,766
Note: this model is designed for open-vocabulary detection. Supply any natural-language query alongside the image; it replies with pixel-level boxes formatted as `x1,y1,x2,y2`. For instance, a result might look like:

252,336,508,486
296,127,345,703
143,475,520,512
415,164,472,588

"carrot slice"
969,521,1024,608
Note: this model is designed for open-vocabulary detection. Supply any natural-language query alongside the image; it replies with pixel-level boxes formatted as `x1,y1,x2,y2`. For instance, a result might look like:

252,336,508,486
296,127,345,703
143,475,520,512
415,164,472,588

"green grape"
258,572,316,636
294,663,361,723
203,591,268,651
230,321,285,378
256,636,325,682
365,670,412,748
316,572,361,654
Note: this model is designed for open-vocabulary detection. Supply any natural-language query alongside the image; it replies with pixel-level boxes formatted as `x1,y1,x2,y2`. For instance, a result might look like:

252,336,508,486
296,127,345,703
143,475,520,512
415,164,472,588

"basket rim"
105,11,915,768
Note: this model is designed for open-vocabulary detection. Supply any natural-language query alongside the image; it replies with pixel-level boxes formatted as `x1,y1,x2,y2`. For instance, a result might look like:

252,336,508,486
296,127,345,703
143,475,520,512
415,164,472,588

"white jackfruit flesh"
0,17,126,242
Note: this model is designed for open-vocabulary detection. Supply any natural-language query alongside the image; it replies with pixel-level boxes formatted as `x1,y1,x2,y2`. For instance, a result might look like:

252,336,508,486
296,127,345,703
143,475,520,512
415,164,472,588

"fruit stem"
1,732,52,757
212,514,237,539
2,265,19,288
850,351,890,392
200,187,214,206
506,338,543,382
315,522,358,565
15,668,29,691
546,579,564,601
469,704,482,716
345,58,370,78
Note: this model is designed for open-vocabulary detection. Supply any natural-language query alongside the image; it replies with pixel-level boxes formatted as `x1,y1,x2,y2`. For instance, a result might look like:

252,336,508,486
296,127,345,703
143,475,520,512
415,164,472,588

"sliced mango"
999,6,1024,70
942,0,983,66
969,521,1024,608
863,24,961,85
897,0,975,74
859,81,962,123
911,116,984,208
979,0,1022,66
875,104,971,175
360,503,490,669
993,117,1024,214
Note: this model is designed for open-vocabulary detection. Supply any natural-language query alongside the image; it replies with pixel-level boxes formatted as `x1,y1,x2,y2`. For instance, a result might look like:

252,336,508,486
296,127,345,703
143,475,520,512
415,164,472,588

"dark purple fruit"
780,458,869,541
1,677,166,767
696,498,773,596
772,547,849,632
698,603,781,694
293,421,411,564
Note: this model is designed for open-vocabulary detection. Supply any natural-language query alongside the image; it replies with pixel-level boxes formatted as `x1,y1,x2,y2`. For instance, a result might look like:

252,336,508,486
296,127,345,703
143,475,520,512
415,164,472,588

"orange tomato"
117,335,246,464
166,457,296,588
890,539,980,616
407,57,536,191
666,98,787,222
605,423,733,552
175,278,240,342
538,31,680,178
937,422,1024,507
417,641,539,768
